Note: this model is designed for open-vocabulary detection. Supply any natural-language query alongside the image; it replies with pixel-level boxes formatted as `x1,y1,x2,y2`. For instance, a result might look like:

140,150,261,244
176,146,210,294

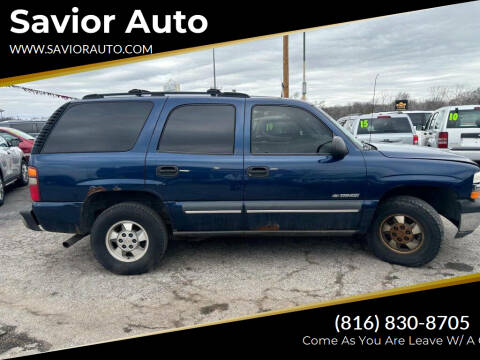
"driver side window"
251,105,333,154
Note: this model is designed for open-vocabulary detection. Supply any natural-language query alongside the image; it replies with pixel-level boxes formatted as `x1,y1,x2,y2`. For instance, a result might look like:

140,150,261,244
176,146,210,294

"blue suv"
20,89,480,274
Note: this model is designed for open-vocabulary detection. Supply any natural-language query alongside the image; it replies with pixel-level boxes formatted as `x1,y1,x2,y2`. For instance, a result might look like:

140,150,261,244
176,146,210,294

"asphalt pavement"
0,185,478,358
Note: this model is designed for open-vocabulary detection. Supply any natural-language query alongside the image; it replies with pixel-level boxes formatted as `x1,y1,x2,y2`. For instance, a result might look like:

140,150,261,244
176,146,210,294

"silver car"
423,105,480,162
0,135,29,205
343,113,418,145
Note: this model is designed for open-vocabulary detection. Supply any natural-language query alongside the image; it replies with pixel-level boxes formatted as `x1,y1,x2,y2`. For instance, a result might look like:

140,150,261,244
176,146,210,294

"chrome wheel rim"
0,179,4,201
379,214,424,254
105,221,149,262
21,163,28,183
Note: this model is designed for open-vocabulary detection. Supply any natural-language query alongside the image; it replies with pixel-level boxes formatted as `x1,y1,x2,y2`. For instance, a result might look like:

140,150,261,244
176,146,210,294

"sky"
1,1,480,118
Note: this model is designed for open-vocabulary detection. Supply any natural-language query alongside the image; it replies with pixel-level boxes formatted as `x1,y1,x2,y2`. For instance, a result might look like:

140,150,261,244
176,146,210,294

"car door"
243,100,367,232
145,97,245,233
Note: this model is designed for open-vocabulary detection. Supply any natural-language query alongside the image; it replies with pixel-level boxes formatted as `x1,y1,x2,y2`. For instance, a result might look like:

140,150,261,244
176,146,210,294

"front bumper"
456,199,480,238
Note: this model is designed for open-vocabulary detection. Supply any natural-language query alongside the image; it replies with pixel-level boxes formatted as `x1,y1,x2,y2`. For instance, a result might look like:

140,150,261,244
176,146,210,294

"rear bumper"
20,210,42,231
456,199,480,238
20,202,83,234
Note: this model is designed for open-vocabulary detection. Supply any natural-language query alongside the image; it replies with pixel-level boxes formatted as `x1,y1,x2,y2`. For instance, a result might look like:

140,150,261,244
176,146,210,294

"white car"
0,135,29,206
423,105,480,162
342,113,418,145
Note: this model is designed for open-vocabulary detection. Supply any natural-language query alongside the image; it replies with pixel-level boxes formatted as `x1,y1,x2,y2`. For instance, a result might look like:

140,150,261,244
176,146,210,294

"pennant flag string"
9,85,79,100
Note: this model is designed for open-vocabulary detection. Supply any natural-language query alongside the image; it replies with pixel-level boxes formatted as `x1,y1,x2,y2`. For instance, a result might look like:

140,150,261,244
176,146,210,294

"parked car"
0,120,46,138
423,105,480,163
388,111,433,131
0,127,35,159
343,113,419,145
0,135,29,206
387,110,433,146
20,89,480,274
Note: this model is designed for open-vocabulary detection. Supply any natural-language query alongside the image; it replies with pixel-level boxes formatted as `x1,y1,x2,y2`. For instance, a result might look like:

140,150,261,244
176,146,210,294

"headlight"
474,172,480,184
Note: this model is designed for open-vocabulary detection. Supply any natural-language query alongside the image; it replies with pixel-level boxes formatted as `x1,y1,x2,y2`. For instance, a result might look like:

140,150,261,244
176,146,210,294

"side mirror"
331,136,348,158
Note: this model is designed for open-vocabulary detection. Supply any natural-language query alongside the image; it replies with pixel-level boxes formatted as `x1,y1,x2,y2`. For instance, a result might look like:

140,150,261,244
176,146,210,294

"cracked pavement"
0,186,479,358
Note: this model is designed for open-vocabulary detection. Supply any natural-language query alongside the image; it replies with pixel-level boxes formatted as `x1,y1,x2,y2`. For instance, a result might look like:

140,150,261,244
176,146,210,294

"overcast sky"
1,1,480,118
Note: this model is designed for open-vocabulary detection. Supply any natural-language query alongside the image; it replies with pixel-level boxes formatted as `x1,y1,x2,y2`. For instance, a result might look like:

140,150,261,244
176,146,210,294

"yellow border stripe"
48,273,480,354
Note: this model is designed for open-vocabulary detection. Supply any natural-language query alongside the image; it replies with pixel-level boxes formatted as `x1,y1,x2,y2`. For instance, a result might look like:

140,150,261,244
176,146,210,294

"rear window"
158,105,235,154
357,117,412,134
406,113,430,129
447,109,480,128
41,101,153,153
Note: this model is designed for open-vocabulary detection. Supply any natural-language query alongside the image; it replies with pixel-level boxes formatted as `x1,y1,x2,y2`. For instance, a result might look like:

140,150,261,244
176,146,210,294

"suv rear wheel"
90,202,168,275
368,196,443,267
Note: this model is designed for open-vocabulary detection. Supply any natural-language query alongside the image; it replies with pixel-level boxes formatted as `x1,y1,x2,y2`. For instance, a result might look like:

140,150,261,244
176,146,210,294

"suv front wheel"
90,202,169,275
368,196,444,267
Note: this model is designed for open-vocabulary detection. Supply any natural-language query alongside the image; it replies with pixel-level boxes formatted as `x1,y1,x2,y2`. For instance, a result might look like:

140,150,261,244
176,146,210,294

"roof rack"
82,88,249,99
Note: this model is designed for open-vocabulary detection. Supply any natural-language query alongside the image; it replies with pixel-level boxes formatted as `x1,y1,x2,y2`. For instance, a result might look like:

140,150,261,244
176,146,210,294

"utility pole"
282,35,289,98
212,48,217,89
302,32,307,100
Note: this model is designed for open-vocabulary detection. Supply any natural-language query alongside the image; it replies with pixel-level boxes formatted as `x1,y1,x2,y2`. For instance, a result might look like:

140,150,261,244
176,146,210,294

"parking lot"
0,185,479,358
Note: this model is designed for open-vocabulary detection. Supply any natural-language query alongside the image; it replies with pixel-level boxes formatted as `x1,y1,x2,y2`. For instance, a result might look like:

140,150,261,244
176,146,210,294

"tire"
367,196,443,267
16,160,29,187
0,174,4,207
90,202,169,275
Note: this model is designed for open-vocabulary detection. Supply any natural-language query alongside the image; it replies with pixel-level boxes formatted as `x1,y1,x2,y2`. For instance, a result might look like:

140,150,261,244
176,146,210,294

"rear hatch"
446,107,480,150
356,116,414,145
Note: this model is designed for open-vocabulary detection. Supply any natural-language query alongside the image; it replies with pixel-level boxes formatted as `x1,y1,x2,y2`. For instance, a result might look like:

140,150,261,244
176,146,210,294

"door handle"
156,165,179,177
247,166,270,178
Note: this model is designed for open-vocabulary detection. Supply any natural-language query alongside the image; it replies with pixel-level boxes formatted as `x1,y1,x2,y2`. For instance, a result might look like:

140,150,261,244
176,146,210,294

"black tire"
90,202,169,275
0,173,4,207
16,160,29,187
367,196,443,267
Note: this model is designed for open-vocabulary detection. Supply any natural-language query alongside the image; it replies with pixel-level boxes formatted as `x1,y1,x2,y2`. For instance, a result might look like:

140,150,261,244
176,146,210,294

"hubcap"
105,221,149,262
379,214,424,254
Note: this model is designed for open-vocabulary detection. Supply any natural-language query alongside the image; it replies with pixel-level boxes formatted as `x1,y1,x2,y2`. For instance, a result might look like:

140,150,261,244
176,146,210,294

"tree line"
319,86,480,120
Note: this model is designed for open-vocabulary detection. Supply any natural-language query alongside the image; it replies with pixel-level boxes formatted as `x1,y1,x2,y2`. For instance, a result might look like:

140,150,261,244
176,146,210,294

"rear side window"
41,101,153,153
357,117,412,134
447,109,480,128
158,105,235,154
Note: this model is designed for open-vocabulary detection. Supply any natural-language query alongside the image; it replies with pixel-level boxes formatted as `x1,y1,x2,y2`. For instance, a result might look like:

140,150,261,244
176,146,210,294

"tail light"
413,134,419,145
28,166,40,202
438,132,449,148
377,115,391,118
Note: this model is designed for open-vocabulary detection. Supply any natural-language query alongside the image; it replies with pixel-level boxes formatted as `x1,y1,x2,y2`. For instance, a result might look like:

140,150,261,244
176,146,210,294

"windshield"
446,109,480,128
315,107,363,149
2,127,35,140
357,117,412,134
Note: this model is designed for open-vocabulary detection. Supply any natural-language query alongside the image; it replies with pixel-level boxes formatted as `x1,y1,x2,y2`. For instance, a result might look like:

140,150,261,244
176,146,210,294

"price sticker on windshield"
449,113,459,121
360,119,369,128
